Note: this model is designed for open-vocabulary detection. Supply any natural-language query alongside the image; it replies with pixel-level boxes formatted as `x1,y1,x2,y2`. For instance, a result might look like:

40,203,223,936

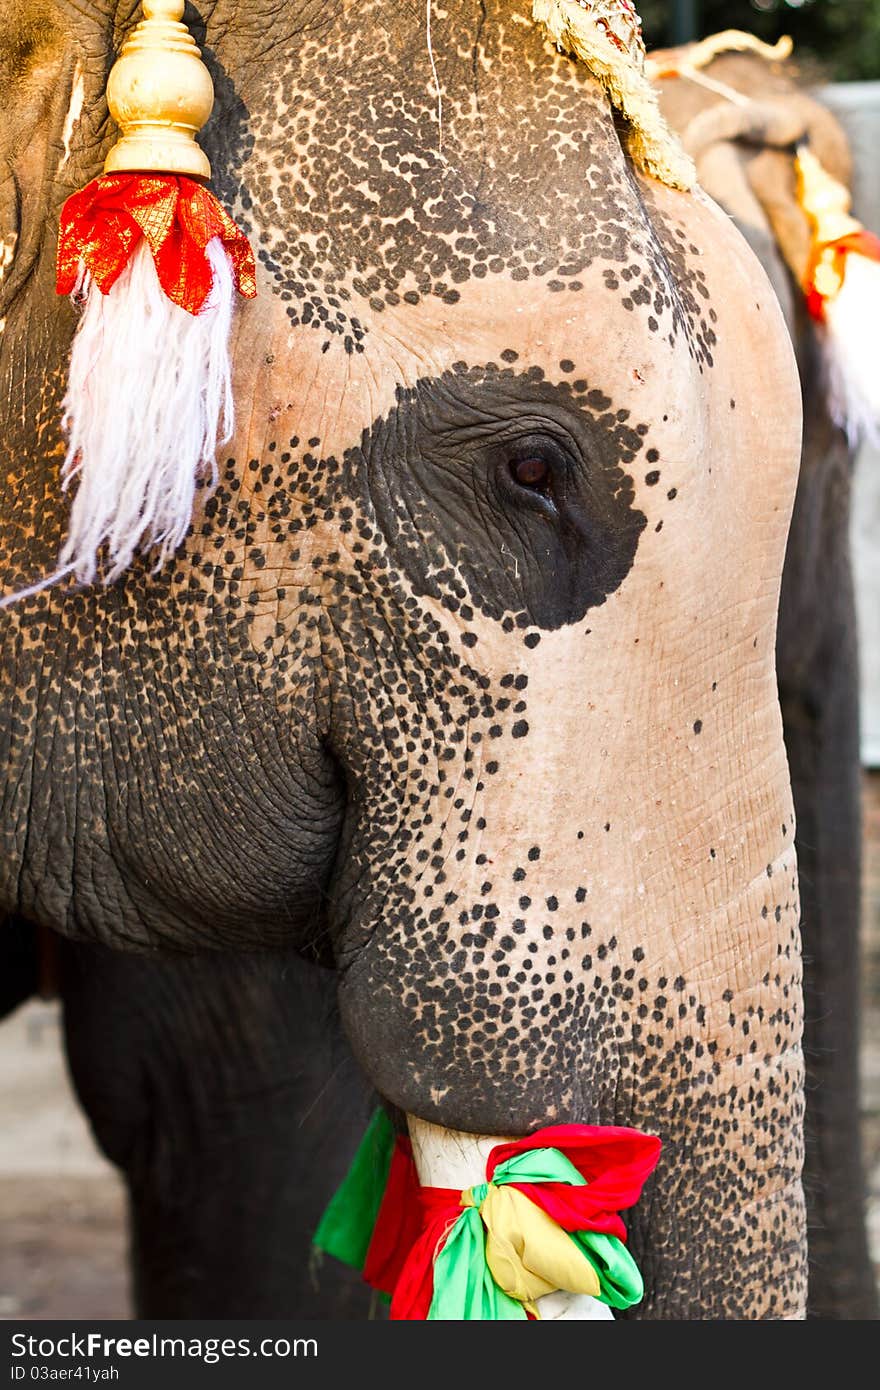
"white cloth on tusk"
59,235,235,585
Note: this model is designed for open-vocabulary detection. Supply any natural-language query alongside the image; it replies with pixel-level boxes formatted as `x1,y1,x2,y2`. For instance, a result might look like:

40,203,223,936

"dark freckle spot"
604,822,611,832
513,868,526,882
646,448,659,463
693,719,703,734
730,398,736,410
645,470,660,486
559,359,575,373
511,720,529,738
577,831,584,840
528,846,541,862
667,487,677,500
461,632,477,647
486,761,499,774
524,633,541,649
712,681,717,691
500,349,519,364
547,896,558,911
655,521,663,532
710,847,716,859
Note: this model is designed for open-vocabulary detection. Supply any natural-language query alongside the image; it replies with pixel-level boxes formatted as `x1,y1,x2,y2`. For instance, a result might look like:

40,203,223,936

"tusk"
406,1115,615,1321
407,1114,499,1188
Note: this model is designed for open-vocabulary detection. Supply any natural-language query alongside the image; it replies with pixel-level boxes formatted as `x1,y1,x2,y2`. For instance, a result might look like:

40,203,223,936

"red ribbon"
361,1124,661,1321
488,1124,662,1236
56,174,257,315
804,227,880,322
361,1136,424,1295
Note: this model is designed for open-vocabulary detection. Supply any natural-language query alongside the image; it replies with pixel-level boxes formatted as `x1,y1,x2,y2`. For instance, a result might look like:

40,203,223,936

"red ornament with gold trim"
796,142,880,445
52,0,256,588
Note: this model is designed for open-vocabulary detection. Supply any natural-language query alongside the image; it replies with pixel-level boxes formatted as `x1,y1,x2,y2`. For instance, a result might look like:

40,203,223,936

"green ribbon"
312,1108,396,1270
429,1205,525,1320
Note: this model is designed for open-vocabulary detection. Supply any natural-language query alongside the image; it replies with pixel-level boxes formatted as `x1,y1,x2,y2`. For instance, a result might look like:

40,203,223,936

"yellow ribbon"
464,1183,601,1313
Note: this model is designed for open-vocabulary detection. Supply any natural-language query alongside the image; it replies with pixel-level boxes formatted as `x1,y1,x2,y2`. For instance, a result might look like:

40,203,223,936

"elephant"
0,1,827,1319
10,37,876,1322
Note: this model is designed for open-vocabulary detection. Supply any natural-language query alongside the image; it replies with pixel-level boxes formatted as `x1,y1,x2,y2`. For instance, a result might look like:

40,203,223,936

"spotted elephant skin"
2,2,805,1317
655,46,878,1322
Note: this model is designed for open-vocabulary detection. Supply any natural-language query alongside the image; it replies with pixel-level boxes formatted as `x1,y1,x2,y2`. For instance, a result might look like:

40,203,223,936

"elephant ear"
0,2,67,320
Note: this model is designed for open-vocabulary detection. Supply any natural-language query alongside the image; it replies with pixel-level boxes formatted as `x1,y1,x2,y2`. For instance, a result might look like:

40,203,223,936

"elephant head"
0,1,805,1317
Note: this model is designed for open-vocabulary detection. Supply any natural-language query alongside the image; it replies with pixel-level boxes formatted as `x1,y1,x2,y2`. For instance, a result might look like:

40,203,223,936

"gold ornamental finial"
795,144,861,248
104,0,214,179
795,144,863,304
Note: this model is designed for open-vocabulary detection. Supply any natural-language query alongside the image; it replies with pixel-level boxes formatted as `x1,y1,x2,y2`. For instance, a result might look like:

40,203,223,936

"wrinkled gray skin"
2,2,814,1318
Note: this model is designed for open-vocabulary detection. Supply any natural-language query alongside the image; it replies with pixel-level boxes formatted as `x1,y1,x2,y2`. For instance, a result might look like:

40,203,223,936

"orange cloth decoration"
57,175,256,315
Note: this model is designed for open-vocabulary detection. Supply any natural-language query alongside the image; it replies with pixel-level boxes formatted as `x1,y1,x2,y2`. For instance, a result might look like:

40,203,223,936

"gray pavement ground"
0,772,878,1319
0,1002,128,1319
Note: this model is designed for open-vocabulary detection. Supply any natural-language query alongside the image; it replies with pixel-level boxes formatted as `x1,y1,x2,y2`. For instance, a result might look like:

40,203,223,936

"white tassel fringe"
821,253,880,450
60,236,235,584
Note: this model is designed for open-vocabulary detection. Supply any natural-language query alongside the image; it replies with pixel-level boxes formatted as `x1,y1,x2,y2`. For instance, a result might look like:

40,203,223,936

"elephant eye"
509,455,551,493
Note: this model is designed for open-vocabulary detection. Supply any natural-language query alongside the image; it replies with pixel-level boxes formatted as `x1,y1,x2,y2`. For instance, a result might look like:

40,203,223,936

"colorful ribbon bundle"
37,1,259,595
795,144,880,324
794,142,880,445
313,1111,661,1321
57,174,256,315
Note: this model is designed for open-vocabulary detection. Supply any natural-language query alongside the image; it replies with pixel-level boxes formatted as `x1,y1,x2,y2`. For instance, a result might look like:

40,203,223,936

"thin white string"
0,564,77,610
426,0,444,157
